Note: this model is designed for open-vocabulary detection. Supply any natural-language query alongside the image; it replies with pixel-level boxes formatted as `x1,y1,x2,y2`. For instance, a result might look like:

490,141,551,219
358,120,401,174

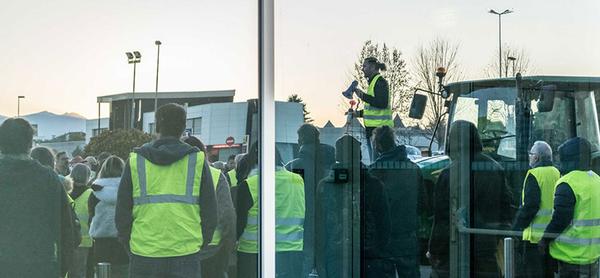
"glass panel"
0,1,259,277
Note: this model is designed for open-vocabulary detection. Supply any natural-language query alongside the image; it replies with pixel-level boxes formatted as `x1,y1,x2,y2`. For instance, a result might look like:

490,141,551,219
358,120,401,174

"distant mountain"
63,112,87,119
21,111,86,140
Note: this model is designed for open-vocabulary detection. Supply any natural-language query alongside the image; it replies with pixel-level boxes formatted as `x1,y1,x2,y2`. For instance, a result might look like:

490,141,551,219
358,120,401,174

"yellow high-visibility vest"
522,166,560,243
363,74,393,128
73,189,92,248
129,152,205,257
550,170,600,265
238,168,305,253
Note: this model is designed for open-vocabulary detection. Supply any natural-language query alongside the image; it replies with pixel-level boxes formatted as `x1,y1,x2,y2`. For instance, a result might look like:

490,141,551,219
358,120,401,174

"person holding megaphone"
342,57,392,161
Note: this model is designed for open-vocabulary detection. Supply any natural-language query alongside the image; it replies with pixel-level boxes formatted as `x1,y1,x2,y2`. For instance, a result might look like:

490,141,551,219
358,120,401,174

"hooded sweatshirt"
115,137,217,250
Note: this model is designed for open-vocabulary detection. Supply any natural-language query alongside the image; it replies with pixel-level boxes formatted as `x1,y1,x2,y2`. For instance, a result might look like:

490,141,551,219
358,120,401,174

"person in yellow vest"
183,136,236,278
539,137,600,277
351,57,393,160
236,143,305,278
512,141,560,277
115,103,218,278
68,163,92,278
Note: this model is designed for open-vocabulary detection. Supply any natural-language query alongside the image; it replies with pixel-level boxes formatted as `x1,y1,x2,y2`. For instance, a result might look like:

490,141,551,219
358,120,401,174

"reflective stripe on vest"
522,166,560,243
363,74,393,128
129,152,204,258
237,168,305,253
74,188,93,248
550,170,600,265
208,167,223,247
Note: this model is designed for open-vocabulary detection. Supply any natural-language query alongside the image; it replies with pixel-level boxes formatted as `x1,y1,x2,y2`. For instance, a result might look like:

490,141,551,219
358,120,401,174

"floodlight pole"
132,61,137,129
489,9,513,78
154,41,161,115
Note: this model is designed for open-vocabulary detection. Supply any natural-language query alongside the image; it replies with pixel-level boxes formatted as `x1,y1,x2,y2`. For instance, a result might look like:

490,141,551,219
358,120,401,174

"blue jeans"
129,252,201,278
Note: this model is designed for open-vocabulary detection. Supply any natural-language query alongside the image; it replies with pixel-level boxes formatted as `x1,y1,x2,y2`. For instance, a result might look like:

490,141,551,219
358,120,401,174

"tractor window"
451,87,517,159
531,91,600,154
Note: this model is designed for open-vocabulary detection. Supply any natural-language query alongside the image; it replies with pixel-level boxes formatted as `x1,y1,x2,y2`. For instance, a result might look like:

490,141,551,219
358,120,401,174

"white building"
142,101,304,162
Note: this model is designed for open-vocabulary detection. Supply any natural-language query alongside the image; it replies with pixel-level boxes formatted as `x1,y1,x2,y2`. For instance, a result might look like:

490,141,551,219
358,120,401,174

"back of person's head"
85,156,99,170
0,118,34,155
70,163,91,186
228,154,236,162
98,155,124,179
558,137,592,173
297,124,320,146
447,120,483,160
156,103,187,137
183,136,206,152
31,146,55,168
335,135,361,163
364,57,387,71
372,125,396,153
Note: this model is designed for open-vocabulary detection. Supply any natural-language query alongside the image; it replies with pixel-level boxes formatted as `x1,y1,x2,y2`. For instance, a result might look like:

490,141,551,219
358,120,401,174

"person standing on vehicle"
512,141,560,277
115,103,217,278
538,137,600,277
352,57,393,160
369,126,423,277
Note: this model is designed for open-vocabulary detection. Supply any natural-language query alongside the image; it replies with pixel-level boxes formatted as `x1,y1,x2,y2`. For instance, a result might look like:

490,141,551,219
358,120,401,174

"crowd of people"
1,103,600,277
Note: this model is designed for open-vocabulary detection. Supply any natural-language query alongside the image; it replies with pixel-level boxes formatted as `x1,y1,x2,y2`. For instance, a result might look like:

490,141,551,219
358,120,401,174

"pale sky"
1,0,599,126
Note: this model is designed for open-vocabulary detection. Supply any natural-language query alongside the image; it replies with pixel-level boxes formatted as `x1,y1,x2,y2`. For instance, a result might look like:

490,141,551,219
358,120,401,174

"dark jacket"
285,143,335,259
0,155,79,277
543,137,590,240
429,121,514,264
115,137,217,250
369,145,423,257
315,162,390,277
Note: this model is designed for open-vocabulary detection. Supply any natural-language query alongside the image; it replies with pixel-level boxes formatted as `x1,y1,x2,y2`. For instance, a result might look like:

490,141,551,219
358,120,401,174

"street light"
489,9,513,78
17,96,25,117
126,51,141,129
507,56,517,77
154,40,162,117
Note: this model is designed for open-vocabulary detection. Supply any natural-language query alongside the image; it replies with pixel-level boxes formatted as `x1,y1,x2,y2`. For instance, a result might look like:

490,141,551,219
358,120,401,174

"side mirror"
538,85,556,112
409,94,428,119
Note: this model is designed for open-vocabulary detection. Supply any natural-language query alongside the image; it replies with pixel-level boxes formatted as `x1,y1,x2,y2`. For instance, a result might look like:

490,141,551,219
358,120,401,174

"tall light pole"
507,56,517,77
489,9,513,78
17,96,25,117
126,51,141,129
154,41,162,118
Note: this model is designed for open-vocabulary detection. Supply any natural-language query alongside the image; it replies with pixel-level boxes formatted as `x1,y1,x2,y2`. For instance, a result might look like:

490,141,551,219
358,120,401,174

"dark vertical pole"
132,62,137,129
155,43,161,115
498,15,502,78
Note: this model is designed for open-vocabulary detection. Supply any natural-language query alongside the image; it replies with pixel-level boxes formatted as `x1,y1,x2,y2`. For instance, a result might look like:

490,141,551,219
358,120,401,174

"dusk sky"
1,0,598,126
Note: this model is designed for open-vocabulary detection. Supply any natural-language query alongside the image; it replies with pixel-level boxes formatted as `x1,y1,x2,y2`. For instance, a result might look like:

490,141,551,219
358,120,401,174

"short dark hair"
228,154,236,161
372,126,396,152
156,103,187,137
0,118,34,154
297,124,320,145
31,146,55,168
364,57,387,71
